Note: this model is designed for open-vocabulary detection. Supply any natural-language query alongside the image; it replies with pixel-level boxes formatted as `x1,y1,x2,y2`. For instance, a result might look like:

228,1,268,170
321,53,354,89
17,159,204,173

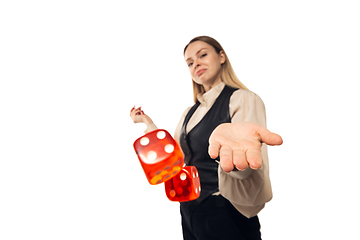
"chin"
194,76,208,85
193,81,206,87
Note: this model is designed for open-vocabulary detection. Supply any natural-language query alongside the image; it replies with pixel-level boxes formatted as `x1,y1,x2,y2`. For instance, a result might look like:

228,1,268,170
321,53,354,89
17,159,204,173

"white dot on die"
164,144,174,153
147,151,157,162
180,173,187,180
193,172,195,178
157,131,166,139
140,137,150,146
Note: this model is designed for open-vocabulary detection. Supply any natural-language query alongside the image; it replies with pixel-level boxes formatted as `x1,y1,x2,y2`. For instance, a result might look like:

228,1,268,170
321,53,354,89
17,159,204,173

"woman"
130,36,282,240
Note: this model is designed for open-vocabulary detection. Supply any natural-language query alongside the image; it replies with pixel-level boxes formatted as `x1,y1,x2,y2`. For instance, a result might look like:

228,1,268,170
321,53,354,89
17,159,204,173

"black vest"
180,85,238,204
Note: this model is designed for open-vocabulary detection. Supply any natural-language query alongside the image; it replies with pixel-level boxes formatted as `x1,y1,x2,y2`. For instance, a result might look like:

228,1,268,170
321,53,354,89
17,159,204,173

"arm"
209,91,282,218
130,106,158,133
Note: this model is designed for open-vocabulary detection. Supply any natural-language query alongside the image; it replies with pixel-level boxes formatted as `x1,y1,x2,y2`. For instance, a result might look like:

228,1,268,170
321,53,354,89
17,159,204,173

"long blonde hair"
184,36,249,103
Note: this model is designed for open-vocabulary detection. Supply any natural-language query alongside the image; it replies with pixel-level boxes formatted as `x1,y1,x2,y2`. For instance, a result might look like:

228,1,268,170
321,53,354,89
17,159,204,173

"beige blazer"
145,82,272,218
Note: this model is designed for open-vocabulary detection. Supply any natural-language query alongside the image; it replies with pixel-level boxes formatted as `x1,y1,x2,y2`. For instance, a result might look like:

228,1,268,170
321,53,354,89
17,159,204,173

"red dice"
133,129,184,185
165,166,201,202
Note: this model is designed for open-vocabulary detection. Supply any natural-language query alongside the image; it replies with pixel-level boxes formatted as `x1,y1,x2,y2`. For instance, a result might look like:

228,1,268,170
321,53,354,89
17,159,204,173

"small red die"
164,166,201,202
133,129,184,185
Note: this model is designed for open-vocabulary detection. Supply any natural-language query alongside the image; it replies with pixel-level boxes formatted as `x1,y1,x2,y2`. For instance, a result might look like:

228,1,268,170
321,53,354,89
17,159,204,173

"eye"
188,62,193,67
200,53,207,58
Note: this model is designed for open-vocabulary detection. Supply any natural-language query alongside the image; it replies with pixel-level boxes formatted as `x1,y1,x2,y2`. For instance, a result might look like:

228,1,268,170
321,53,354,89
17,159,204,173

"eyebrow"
186,48,207,62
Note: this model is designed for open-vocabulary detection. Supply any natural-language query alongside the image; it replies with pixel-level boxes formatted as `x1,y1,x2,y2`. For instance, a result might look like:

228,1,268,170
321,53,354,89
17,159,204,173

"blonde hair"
184,36,249,103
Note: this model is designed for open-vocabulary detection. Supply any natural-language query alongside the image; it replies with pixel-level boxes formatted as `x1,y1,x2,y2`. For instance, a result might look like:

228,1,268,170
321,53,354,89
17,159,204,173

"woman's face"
184,41,225,91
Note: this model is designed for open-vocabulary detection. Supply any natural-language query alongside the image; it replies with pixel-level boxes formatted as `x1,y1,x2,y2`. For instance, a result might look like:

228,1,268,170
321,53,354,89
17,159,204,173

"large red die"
133,129,184,185
165,166,201,202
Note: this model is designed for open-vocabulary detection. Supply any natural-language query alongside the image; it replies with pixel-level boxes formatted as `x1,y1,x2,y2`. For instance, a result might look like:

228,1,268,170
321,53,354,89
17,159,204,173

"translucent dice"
133,129,184,185
164,166,201,202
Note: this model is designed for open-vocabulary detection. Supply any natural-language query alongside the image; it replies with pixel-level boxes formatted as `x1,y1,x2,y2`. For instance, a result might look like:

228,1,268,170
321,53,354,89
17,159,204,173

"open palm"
208,122,283,172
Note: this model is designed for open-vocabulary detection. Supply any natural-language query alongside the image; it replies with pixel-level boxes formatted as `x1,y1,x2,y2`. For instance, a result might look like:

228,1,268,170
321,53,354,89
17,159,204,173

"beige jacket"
145,82,272,218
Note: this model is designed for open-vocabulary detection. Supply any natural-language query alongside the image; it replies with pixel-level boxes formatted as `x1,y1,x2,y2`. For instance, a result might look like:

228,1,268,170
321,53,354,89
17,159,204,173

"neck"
203,78,222,92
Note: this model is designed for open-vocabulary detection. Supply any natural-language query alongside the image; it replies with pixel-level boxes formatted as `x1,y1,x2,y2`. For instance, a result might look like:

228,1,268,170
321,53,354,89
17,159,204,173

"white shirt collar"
197,82,226,105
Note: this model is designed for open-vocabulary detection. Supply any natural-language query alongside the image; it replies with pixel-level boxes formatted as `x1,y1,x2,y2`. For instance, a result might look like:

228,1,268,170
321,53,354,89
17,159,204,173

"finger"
258,126,283,146
132,109,143,116
208,140,221,159
245,148,263,170
233,149,248,171
219,145,234,173
131,106,141,114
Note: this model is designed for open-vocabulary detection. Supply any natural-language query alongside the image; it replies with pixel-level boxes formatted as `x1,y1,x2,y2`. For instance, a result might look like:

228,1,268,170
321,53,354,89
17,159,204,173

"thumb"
258,126,283,146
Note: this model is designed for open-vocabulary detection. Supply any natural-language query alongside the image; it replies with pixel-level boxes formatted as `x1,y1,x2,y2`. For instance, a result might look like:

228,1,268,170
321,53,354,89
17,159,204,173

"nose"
193,59,200,69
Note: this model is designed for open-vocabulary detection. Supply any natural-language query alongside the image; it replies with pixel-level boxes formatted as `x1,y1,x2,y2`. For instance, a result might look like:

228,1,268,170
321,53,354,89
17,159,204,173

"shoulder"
229,89,267,124
180,106,192,118
183,106,192,115
231,89,265,106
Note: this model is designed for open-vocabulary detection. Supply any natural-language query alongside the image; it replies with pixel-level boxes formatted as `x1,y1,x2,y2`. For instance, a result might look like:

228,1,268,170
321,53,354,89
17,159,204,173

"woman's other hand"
130,106,145,123
130,106,154,126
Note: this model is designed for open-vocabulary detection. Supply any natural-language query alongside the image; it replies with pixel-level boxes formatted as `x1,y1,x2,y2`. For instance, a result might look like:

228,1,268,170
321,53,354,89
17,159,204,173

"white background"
1,0,359,239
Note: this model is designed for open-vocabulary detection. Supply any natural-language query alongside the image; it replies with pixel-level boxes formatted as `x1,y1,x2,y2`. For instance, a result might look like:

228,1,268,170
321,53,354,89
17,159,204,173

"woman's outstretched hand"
208,122,283,172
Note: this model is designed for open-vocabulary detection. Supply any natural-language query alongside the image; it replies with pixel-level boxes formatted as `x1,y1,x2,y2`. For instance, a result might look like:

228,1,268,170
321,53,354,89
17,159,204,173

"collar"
197,82,226,105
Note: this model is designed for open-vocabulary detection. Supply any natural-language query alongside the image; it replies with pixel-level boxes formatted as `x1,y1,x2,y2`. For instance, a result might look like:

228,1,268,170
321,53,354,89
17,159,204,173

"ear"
219,50,226,64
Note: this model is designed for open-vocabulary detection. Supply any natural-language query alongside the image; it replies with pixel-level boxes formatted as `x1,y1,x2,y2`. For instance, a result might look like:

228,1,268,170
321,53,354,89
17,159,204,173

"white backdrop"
1,1,359,239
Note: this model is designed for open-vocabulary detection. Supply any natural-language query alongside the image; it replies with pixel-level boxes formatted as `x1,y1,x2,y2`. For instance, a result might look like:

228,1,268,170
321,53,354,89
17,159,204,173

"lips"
195,69,206,76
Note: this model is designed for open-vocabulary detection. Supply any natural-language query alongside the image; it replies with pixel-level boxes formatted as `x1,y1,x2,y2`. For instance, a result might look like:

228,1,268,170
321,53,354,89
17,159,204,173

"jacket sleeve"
218,90,273,218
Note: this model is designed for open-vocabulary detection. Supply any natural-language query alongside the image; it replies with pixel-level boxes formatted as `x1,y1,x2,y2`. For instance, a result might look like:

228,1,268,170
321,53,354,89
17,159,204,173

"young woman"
130,36,282,240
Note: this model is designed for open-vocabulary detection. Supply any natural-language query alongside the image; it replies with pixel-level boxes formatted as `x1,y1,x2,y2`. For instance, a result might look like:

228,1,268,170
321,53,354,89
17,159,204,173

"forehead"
184,41,214,60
